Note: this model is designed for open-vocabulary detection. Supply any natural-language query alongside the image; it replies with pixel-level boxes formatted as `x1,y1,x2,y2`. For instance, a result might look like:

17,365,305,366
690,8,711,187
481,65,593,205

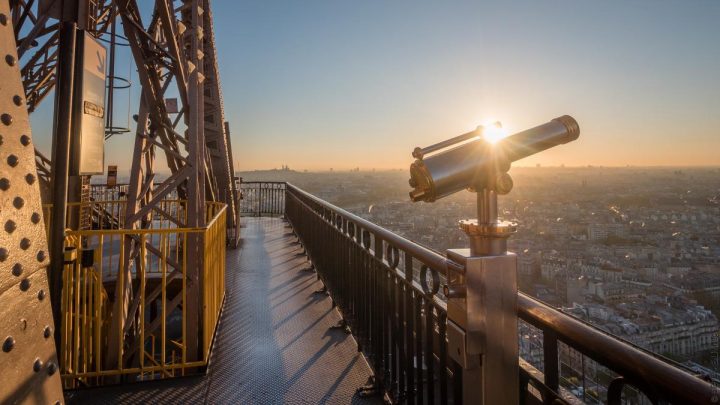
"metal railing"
239,181,285,216
273,181,718,404
89,183,130,201
58,203,227,387
287,183,460,403
43,199,188,234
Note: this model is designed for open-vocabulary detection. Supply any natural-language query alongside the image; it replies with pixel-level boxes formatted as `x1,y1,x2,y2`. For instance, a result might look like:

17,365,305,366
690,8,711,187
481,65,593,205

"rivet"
0,14,7,26
11,263,22,276
31,212,41,224
33,358,42,372
25,173,35,184
20,134,30,146
13,196,24,208
20,238,30,250
5,54,15,66
19,278,30,291
1,113,12,126
2,336,14,352
47,362,57,375
0,248,7,261
0,178,9,190
43,326,52,339
6,154,18,166
13,95,22,106
38,289,46,301
37,250,46,262
5,220,16,233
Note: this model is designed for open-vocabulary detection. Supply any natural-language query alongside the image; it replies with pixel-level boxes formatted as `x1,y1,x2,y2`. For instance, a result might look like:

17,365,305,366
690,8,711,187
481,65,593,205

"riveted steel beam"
0,0,64,401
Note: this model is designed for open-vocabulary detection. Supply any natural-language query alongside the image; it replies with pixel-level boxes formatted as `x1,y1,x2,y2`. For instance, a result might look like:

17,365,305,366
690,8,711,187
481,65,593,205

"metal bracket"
356,376,382,398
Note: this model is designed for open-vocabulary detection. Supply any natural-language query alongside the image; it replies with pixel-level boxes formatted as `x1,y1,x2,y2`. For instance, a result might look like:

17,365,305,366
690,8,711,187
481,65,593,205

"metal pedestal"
445,188,519,405
447,249,518,404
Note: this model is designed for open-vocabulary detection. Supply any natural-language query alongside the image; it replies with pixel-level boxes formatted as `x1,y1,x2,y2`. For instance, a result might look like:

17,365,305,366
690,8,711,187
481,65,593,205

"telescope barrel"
498,115,579,162
409,115,580,202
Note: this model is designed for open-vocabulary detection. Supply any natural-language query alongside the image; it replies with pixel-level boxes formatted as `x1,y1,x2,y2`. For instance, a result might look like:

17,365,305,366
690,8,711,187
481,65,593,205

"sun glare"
479,120,508,144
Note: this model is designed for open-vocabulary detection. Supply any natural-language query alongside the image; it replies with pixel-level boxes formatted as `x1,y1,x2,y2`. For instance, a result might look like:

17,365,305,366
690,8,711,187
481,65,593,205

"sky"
30,1,720,173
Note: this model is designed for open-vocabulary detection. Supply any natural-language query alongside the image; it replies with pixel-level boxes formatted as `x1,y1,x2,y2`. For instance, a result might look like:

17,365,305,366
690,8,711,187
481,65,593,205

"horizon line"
233,164,720,173
95,164,720,178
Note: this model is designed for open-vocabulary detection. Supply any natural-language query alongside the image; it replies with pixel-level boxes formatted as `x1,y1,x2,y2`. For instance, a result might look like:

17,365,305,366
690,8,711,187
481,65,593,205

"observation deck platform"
66,217,379,404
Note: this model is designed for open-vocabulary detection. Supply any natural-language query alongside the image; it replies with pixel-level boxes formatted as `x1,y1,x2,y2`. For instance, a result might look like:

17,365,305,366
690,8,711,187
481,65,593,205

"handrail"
65,211,226,235
44,200,224,235
518,293,716,404
286,182,452,274
282,181,718,405
205,204,228,228
44,199,185,206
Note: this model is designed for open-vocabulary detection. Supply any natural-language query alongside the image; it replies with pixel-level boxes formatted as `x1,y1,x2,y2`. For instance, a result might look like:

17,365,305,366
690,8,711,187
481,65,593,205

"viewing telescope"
409,115,580,202
408,117,581,404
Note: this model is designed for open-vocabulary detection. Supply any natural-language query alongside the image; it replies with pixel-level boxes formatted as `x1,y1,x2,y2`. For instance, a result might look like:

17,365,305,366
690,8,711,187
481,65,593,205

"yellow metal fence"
202,208,226,359
56,202,226,387
43,199,189,234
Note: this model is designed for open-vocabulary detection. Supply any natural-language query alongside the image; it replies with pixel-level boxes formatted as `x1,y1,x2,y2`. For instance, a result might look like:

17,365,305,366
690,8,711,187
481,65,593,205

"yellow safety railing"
60,247,109,385
202,207,226,359
43,199,189,236
58,202,227,388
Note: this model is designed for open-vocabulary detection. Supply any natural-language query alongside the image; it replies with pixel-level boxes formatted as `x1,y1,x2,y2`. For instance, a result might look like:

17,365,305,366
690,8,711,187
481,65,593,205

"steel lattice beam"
201,0,237,240
105,0,228,369
9,0,237,380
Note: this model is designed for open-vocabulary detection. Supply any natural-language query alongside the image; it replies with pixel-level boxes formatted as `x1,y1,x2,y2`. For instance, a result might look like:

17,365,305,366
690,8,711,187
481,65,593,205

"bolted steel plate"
0,0,63,402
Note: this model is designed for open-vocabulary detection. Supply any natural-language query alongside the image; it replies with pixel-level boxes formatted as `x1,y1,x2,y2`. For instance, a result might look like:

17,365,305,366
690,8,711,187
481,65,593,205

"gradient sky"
30,1,720,173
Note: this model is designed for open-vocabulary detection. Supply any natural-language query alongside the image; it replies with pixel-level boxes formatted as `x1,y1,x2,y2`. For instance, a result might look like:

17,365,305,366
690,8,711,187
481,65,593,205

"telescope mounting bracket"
460,176,517,256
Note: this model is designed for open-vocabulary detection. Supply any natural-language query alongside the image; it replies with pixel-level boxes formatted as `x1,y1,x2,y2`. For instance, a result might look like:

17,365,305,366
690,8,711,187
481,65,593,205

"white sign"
76,32,107,175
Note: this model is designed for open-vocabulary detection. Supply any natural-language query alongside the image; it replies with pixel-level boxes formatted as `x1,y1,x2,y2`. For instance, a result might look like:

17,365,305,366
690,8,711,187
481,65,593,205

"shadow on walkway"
67,217,379,405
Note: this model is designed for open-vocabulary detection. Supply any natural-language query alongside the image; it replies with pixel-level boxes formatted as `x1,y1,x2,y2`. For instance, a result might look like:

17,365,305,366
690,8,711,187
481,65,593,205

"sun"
479,120,508,144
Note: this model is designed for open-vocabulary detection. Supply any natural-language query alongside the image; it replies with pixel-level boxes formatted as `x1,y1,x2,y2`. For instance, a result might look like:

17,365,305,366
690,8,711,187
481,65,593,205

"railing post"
543,329,559,393
283,183,287,216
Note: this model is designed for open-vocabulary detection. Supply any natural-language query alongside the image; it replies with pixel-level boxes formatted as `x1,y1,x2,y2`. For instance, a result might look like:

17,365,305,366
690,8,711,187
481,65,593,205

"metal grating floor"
66,217,380,404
